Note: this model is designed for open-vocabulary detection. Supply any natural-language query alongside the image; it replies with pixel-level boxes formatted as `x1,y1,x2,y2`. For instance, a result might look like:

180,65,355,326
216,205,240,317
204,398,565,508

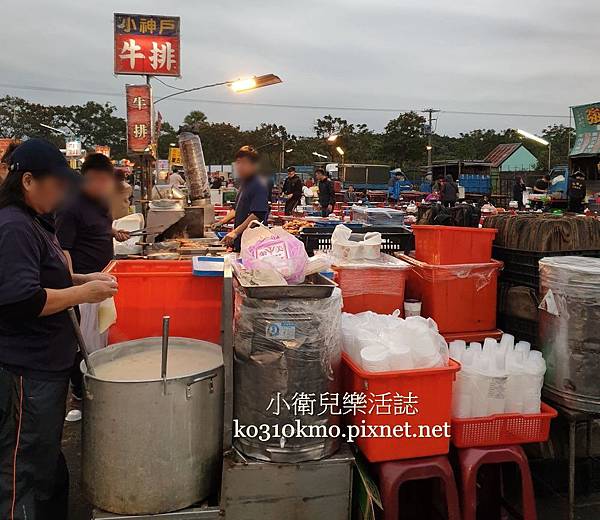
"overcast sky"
2,0,598,136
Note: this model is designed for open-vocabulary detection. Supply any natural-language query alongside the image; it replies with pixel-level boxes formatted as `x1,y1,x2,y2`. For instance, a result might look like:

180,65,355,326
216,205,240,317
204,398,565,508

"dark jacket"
318,178,336,207
512,180,526,205
283,174,303,201
569,177,586,201
441,175,458,202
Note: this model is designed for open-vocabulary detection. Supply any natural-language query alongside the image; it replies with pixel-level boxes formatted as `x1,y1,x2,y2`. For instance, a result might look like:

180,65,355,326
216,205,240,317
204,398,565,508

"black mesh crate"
299,226,414,256
498,313,538,348
492,246,600,291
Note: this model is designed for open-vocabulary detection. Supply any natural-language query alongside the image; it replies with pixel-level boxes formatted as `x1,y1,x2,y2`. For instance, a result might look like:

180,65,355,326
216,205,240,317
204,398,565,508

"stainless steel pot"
82,337,224,515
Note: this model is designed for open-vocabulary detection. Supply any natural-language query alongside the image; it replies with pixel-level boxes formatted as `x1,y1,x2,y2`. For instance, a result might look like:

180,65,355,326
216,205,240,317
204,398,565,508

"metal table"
544,399,600,520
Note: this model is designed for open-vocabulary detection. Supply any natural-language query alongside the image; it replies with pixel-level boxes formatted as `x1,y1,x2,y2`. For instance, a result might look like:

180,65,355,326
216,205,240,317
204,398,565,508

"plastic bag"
241,221,309,284
331,224,382,261
340,310,449,372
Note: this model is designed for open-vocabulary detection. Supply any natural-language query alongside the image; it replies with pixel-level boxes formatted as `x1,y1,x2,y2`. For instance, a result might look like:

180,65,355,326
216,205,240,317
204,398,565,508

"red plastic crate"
104,260,223,344
412,225,497,265
334,263,409,316
399,254,502,334
342,353,460,462
451,403,557,448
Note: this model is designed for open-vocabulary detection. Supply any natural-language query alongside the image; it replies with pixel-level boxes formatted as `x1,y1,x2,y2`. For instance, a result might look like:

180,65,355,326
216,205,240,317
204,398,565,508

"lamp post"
149,73,281,203
154,74,282,104
517,128,551,171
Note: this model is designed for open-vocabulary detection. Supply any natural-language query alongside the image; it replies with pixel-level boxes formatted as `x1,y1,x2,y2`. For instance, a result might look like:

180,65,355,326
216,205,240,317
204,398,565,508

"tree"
182,110,208,128
157,121,178,158
314,115,355,139
542,124,575,168
382,112,427,168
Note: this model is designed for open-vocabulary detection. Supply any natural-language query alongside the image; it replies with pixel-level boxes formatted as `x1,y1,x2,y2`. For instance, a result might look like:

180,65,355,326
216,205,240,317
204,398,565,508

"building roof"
484,143,523,168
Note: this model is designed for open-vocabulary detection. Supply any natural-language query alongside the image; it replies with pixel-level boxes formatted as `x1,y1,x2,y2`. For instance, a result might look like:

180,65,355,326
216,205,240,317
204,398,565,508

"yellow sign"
168,146,182,166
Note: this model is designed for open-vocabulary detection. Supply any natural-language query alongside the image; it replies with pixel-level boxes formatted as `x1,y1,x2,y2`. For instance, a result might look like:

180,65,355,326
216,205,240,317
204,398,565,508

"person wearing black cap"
282,166,303,215
0,139,118,519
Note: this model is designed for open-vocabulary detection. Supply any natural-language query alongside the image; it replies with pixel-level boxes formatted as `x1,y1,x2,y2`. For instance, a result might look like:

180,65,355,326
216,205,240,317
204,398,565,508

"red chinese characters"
114,13,180,76
126,85,153,153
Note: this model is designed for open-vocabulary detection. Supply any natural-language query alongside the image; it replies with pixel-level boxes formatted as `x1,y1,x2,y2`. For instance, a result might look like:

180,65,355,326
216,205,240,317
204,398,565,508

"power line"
153,77,187,92
0,81,572,119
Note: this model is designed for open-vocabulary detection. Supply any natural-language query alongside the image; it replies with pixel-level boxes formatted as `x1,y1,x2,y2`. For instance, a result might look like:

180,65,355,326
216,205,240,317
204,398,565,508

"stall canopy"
570,102,600,157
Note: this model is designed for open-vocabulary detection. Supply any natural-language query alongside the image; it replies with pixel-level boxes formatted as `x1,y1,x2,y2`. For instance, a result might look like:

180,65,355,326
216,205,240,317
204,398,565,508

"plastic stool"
377,455,461,520
457,445,536,520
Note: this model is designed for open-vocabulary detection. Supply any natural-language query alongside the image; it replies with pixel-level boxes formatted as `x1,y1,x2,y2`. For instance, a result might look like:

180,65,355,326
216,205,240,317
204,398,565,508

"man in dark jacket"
316,168,336,217
441,174,458,207
512,176,526,210
568,171,586,213
282,166,303,215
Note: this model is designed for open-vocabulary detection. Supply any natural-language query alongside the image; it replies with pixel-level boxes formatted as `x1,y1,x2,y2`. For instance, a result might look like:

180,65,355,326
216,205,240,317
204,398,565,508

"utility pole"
422,108,440,174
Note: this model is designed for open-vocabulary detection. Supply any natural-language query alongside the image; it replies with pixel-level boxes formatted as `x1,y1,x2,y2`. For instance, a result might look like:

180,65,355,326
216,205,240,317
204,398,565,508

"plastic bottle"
515,341,531,356
522,351,546,413
505,350,526,413
449,340,466,361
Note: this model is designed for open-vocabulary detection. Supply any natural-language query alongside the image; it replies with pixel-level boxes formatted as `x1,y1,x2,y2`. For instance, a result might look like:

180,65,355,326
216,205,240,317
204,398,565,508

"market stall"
78,128,600,520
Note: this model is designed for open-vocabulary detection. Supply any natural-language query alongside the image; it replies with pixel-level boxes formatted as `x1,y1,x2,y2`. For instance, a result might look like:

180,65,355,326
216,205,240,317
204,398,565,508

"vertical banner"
126,84,153,154
114,13,181,76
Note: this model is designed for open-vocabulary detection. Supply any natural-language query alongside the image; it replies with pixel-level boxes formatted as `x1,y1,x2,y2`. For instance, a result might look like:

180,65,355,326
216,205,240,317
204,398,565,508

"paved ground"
62,418,600,520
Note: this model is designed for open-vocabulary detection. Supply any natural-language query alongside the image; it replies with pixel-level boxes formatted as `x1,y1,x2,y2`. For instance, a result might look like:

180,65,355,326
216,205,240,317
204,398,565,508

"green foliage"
0,96,575,174
382,111,427,168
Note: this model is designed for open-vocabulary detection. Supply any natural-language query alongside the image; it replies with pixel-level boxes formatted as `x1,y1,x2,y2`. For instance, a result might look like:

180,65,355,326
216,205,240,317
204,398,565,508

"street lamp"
517,128,551,171
336,146,345,156
154,73,282,104
327,134,339,143
312,151,329,160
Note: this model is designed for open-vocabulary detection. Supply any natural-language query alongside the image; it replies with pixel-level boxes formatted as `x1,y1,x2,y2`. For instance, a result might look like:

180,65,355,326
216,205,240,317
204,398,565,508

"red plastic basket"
104,260,223,344
451,403,557,448
342,353,460,462
412,225,497,265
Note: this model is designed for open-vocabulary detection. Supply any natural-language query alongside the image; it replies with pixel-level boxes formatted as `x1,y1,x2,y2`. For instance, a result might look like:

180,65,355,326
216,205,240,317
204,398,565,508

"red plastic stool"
377,455,461,520
457,445,537,520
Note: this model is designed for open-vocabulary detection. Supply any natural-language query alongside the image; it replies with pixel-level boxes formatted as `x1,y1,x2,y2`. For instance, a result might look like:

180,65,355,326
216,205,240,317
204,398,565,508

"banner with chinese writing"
126,84,153,153
114,13,180,76
168,146,182,166
0,139,19,160
570,102,600,157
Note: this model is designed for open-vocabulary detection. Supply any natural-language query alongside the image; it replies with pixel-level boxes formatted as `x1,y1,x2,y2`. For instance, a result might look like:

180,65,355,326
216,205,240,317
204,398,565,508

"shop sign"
94,145,111,158
114,13,181,76
0,138,19,159
126,84,153,153
570,102,600,156
168,146,182,166
66,140,82,157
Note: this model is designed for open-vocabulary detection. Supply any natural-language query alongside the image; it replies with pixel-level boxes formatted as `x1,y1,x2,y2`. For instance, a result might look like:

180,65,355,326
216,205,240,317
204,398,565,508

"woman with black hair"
0,139,117,520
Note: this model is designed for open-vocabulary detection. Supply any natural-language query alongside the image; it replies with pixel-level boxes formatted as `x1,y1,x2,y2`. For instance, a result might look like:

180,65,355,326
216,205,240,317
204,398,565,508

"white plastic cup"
404,299,422,318
515,341,531,355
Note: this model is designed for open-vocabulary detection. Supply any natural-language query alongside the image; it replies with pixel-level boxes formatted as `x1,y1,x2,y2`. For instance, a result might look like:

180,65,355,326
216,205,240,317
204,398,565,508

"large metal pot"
82,337,224,515
539,256,600,412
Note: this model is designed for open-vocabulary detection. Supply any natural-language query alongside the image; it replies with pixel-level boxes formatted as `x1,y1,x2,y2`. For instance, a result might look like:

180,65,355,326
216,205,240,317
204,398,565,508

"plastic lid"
539,256,600,275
